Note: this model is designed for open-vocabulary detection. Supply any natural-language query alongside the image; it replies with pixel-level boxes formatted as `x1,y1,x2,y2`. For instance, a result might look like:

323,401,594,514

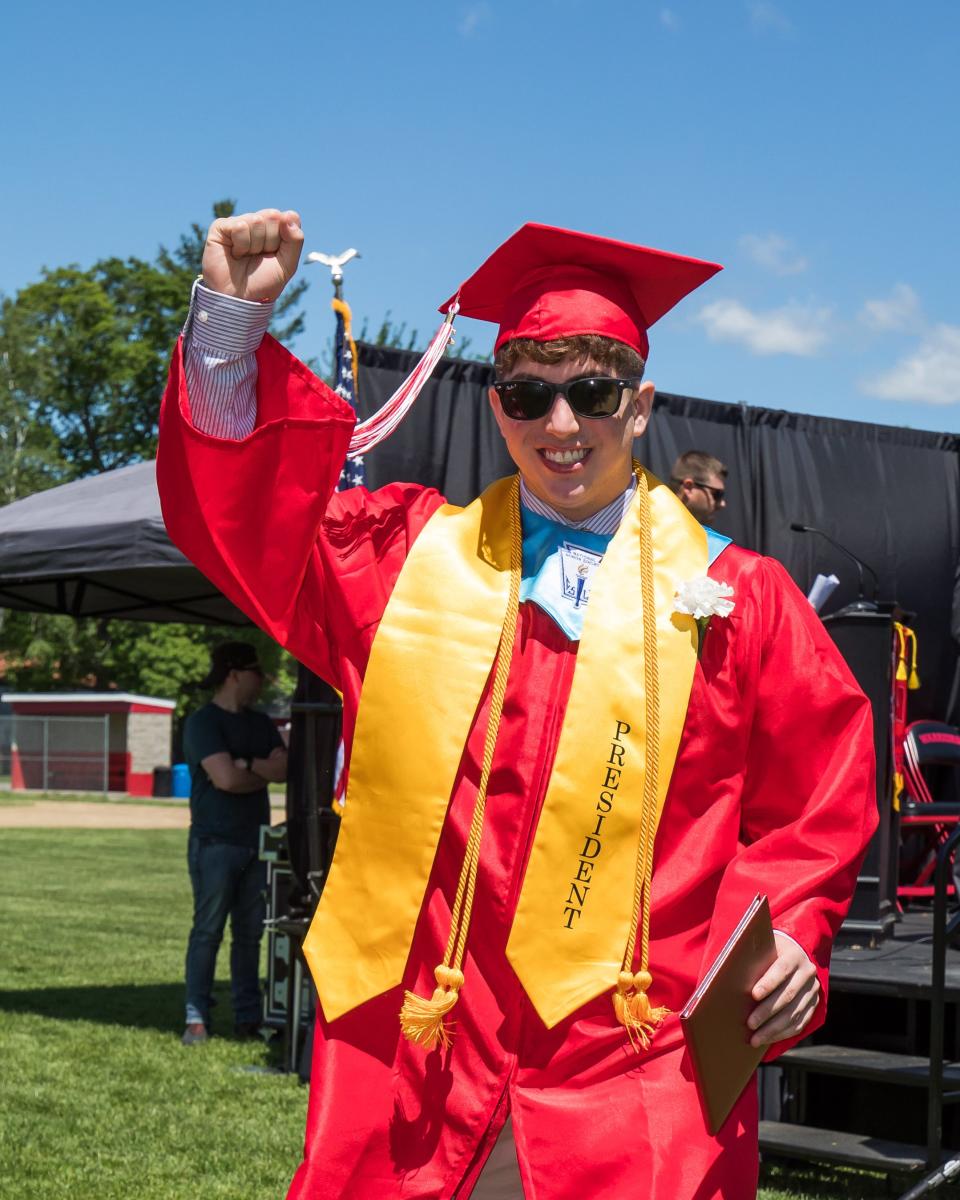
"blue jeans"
185,835,267,1026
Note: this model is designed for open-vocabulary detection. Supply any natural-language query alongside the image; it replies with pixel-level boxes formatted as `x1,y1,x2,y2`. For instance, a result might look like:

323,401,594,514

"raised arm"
158,209,445,698
183,208,304,437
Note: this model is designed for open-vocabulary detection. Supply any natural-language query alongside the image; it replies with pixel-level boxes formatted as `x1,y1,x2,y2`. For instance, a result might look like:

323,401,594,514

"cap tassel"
399,965,464,1050
347,302,459,458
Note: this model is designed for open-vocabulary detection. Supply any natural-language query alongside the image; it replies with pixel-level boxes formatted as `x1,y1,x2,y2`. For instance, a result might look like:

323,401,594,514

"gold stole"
303,469,706,1029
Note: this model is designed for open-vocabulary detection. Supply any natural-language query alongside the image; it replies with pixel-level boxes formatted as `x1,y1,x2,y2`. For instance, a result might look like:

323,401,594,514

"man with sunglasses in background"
670,450,729,525
158,213,875,1198
181,641,287,1046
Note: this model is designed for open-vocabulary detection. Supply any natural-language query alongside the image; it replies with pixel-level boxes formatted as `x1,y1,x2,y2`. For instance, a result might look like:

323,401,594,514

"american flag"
333,298,365,490
332,298,361,814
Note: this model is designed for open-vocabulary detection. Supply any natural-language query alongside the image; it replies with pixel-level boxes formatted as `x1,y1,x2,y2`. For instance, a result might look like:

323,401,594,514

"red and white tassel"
347,303,459,457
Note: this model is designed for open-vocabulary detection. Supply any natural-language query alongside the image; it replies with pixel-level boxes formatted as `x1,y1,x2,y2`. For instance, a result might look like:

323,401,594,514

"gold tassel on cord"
399,966,464,1050
907,628,921,690
613,969,670,1050
398,478,523,1053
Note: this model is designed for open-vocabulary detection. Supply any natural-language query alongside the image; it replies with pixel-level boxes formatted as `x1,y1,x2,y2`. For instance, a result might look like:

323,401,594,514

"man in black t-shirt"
181,641,287,1045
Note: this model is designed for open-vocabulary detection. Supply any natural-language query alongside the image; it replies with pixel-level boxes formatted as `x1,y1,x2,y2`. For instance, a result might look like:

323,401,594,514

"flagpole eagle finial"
305,247,361,288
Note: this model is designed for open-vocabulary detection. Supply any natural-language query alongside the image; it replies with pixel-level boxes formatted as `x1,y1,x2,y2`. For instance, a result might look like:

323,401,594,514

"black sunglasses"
493,376,641,421
692,481,725,503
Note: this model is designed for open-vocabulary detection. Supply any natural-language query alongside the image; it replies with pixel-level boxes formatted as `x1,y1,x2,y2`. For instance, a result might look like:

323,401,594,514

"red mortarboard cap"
441,222,722,360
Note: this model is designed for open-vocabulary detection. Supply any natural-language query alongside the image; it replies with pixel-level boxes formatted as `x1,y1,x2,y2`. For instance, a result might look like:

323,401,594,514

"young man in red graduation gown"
157,209,877,1200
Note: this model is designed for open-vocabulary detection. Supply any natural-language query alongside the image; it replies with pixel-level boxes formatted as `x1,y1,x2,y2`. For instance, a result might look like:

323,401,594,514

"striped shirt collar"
519,475,638,536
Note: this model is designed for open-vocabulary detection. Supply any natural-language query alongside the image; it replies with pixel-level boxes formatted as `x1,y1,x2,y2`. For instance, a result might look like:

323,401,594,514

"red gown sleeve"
156,334,445,696
707,555,878,1058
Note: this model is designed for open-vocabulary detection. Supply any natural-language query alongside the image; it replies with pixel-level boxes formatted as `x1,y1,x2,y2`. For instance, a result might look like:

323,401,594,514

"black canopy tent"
0,460,246,626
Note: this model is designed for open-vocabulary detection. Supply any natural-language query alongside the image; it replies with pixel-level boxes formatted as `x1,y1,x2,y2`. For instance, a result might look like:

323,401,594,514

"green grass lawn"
0,828,306,1200
0,821,954,1199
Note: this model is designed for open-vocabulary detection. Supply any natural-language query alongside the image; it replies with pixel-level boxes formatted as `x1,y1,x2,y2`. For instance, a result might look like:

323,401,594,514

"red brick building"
2,692,175,796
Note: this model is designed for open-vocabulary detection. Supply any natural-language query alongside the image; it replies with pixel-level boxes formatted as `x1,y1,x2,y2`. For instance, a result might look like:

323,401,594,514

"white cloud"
740,232,808,276
660,7,680,30
458,3,491,36
859,325,960,405
859,283,923,334
697,299,831,356
748,1,793,33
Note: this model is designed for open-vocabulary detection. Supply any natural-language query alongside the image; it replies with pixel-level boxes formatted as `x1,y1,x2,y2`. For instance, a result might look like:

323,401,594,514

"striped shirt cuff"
188,281,275,355
183,282,275,439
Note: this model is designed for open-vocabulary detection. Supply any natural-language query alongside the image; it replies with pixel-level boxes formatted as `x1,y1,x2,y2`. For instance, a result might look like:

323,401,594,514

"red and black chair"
898,720,960,900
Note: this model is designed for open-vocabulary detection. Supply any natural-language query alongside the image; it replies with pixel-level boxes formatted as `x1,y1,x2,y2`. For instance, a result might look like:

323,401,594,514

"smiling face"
488,355,655,522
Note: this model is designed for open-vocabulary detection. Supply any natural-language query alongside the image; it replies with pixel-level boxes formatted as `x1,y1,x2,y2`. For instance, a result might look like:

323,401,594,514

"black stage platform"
831,911,960,1001
760,907,960,1190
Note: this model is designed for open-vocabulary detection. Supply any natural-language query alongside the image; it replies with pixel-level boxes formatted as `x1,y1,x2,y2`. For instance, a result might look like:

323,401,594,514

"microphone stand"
790,523,880,612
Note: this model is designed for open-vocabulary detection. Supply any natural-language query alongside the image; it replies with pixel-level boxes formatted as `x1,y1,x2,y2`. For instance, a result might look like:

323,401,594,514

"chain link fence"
0,714,110,794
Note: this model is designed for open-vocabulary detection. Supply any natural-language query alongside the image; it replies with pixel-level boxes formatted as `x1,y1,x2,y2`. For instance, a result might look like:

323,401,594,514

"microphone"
790,523,880,608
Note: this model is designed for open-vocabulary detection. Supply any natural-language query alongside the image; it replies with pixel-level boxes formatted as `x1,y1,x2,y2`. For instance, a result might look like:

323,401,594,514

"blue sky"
3,0,958,431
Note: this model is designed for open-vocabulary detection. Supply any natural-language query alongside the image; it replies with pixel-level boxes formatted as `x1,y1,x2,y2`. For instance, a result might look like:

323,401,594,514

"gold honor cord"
399,477,523,1050
611,465,668,1049
505,466,705,1034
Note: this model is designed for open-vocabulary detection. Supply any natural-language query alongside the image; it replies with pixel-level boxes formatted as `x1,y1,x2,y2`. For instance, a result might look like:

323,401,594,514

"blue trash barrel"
171,762,192,798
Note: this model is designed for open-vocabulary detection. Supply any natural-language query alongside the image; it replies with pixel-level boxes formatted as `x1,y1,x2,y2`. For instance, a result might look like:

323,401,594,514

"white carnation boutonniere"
674,576,735,655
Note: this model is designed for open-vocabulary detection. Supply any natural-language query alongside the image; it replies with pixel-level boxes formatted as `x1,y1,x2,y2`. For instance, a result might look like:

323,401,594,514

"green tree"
0,612,298,720
3,265,170,475
0,301,68,504
103,621,298,719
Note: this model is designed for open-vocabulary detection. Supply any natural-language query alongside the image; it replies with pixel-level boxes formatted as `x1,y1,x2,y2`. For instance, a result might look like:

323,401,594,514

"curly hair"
494,334,645,380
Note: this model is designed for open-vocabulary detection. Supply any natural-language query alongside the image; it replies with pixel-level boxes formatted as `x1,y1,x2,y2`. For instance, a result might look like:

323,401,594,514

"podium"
822,604,898,943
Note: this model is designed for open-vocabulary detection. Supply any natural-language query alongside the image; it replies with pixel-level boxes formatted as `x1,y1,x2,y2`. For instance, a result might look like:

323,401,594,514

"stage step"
779,1044,960,1092
759,1121,928,1173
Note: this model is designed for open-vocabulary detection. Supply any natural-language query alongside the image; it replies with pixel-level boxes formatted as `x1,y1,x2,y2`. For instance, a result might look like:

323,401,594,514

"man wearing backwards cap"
157,209,875,1199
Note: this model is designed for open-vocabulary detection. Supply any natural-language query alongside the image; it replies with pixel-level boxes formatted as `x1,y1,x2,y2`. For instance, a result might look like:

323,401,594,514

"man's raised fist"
202,208,305,303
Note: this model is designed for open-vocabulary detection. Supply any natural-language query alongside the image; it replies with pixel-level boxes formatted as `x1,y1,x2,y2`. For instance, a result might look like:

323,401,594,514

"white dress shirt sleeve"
182,280,275,438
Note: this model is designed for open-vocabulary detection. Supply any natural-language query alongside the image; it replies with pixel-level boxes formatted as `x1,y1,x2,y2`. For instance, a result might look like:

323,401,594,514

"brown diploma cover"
680,894,778,1134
